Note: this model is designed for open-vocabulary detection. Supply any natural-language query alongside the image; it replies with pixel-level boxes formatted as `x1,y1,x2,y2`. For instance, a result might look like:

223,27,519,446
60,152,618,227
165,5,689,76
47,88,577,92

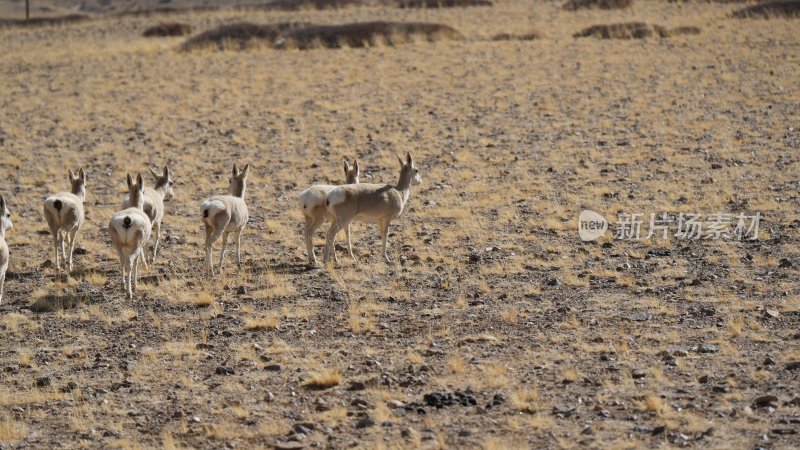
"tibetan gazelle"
42,169,87,273
297,160,360,266
323,153,421,265
0,195,12,305
109,174,152,300
201,163,249,276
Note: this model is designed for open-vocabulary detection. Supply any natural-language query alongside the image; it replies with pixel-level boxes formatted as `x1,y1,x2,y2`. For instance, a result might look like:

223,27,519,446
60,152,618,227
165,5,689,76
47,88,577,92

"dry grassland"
0,0,799,448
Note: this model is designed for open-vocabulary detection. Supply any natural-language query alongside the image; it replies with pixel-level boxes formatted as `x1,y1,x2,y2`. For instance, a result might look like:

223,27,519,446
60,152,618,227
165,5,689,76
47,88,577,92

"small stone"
35,376,51,388
785,361,800,371
778,258,792,268
386,400,404,409
266,391,276,402
546,278,560,287
355,417,375,428
763,356,777,366
752,395,779,408
41,260,54,268
458,429,471,437
712,385,729,394
765,309,780,319
698,375,710,384
264,364,282,372
627,311,652,322
215,366,235,375
236,286,248,295
348,381,366,391
696,344,719,354
631,370,647,379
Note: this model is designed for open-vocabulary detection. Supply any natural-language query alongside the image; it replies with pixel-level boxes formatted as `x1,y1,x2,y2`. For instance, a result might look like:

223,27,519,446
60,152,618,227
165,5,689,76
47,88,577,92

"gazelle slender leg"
59,231,66,268
0,269,5,305
126,256,134,300
379,219,392,263
205,224,225,276
117,249,127,293
346,224,356,260
53,233,61,272
152,221,161,264
305,215,324,266
322,220,342,264
67,226,79,272
132,253,140,293
218,232,230,273
235,231,243,270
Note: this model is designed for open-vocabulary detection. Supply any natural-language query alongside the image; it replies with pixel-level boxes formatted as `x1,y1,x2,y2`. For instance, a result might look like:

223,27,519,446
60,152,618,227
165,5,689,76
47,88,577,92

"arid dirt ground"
1,0,799,448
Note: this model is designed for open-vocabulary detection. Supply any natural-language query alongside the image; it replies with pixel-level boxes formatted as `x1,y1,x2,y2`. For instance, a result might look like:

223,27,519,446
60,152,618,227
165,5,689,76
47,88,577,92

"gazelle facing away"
201,163,249,276
43,169,87,273
323,152,422,265
0,195,12,305
123,165,175,264
297,160,360,266
109,174,152,300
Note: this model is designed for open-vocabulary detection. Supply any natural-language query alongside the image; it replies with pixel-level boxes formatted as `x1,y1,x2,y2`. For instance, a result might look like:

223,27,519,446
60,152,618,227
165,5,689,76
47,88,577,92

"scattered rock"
631,369,647,379
35,376,51,388
486,393,506,408
752,395,779,408
355,417,375,428
764,355,777,366
627,311,652,322
765,309,780,319
785,361,800,371
264,364,282,372
694,344,719,354
387,399,405,409
423,391,477,408
552,404,576,417
216,366,235,375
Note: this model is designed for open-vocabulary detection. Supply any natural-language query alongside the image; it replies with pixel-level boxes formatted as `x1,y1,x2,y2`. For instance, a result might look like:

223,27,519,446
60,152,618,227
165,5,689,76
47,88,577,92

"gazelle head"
229,163,250,198
397,152,421,186
344,159,360,184
150,165,175,201
126,173,146,210
68,168,87,201
0,195,12,232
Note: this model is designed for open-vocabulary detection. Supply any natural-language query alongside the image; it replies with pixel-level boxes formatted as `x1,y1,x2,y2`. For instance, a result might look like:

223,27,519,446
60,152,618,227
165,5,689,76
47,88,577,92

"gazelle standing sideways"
297,160,360,266
109,174,152,300
323,152,422,265
42,169,87,273
123,165,175,265
0,195,13,305
201,163,249,276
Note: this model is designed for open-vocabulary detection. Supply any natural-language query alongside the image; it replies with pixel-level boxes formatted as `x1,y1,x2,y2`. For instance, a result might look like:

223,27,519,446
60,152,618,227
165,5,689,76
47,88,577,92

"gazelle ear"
127,173,133,188
396,153,404,167
232,163,239,177
79,168,86,183
0,195,5,211
343,160,350,176
136,173,144,188
240,164,250,178
69,169,76,180
353,160,360,175
163,165,170,177
149,168,160,179
406,152,413,166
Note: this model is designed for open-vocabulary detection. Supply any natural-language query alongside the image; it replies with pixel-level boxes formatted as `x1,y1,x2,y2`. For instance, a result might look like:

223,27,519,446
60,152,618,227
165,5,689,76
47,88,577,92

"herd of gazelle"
0,153,421,302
